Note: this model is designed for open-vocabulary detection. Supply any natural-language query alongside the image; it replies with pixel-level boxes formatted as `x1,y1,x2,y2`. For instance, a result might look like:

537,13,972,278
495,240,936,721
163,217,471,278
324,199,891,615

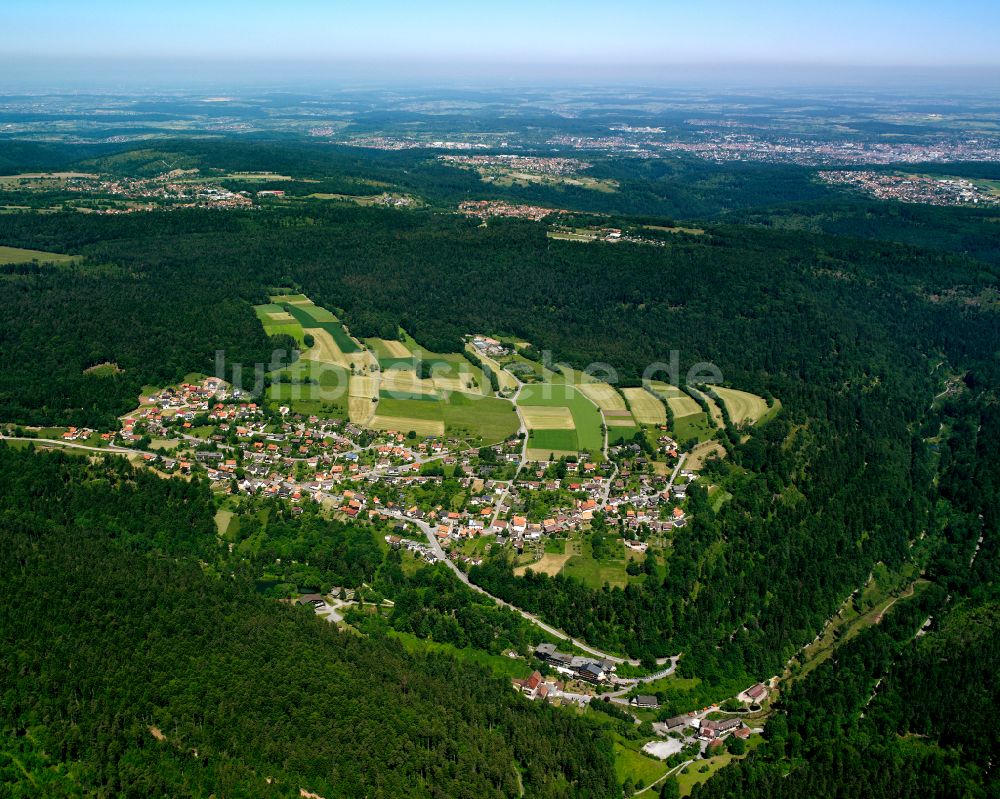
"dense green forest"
0,445,619,798
2,139,999,796
2,156,998,677
690,390,1000,798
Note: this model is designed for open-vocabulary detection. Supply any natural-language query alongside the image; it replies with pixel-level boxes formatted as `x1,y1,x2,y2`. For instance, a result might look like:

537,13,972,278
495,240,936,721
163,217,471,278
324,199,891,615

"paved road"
385,509,644,665
505,369,529,473
667,452,688,490
0,435,145,457
603,657,683,699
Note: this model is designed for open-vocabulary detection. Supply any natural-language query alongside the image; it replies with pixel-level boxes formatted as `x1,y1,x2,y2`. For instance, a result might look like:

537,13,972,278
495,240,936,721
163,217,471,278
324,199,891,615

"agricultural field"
348,374,378,425
518,382,605,461
577,382,636,429
366,337,412,359
689,387,725,427
464,343,520,393
268,381,350,418
0,245,80,265
255,303,517,440
649,382,716,443
261,329,354,417
254,303,307,346
526,429,579,459
519,405,575,430
712,386,778,426
649,382,700,417
443,394,518,444
0,171,99,186
369,392,518,444
271,294,361,352
370,394,446,437
381,368,439,398
622,387,667,425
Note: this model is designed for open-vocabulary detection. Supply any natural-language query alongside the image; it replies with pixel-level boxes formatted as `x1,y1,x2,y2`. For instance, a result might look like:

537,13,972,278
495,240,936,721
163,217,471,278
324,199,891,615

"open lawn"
622,387,667,425
687,441,727,471
485,170,618,193
788,569,928,685
612,738,668,788
83,362,122,378
514,550,572,577
0,245,80,265
214,509,235,536
269,292,310,304
561,535,644,590
708,485,734,512
607,424,641,445
673,413,716,444
713,387,777,426
388,630,532,681
676,737,762,795
643,224,706,235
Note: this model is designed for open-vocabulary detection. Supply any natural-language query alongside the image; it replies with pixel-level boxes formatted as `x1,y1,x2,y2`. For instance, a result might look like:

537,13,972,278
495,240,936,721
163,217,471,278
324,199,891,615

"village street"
383,509,664,666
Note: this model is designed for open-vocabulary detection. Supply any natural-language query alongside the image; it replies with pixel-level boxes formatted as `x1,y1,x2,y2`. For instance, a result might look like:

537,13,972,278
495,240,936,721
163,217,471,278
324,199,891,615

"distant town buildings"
818,170,999,206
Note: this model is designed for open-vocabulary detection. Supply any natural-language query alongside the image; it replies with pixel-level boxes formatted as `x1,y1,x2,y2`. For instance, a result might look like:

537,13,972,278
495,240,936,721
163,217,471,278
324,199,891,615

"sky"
2,0,1000,87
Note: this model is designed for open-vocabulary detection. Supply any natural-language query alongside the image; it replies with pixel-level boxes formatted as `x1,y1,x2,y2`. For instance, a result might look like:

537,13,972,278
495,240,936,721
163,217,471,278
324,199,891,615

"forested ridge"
1,177,998,677
689,389,1000,798
2,141,1000,797
0,445,619,799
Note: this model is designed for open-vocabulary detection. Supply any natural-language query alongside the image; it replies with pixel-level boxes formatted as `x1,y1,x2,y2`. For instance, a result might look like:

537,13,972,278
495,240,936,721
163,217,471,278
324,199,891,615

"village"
103,375,697,572
818,169,1000,206
4,362,706,587
513,642,769,765
2,366,773,787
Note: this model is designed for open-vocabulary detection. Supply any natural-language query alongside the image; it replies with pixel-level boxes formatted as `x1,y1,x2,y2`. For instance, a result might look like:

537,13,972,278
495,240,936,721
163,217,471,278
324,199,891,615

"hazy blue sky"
2,0,999,85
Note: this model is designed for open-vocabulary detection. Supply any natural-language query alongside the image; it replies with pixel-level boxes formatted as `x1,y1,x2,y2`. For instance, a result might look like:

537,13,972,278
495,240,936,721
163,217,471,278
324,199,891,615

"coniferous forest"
1,135,999,798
